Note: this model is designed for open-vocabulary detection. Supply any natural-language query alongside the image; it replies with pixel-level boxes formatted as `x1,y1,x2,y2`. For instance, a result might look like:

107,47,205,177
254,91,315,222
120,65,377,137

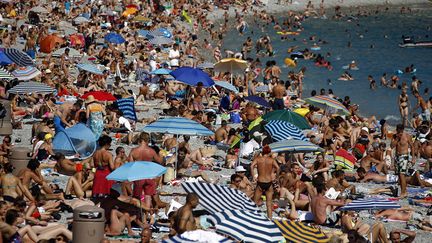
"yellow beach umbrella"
293,108,310,117
122,8,138,17
214,58,248,83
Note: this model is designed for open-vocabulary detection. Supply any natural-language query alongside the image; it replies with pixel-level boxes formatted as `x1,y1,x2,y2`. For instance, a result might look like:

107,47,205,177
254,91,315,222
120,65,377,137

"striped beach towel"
116,97,137,121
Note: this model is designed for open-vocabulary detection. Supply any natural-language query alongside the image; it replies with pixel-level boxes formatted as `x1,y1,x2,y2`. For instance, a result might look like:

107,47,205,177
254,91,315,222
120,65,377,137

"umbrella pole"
174,134,179,178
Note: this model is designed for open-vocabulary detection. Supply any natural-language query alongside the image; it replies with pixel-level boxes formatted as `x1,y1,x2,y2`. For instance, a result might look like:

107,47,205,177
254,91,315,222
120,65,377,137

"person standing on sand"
414,92,430,121
398,89,409,127
272,80,286,110
251,145,279,218
391,124,415,198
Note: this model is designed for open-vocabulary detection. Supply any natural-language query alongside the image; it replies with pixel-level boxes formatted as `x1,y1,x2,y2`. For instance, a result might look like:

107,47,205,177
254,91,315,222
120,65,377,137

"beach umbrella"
182,182,260,213
269,139,324,153
197,62,214,69
137,29,151,38
149,36,174,46
132,15,151,23
244,95,270,108
29,6,48,14
74,16,89,24
143,117,213,136
161,230,234,243
263,110,310,130
208,209,284,243
8,81,54,94
11,67,41,80
106,162,166,182
0,67,13,80
53,123,96,159
122,8,138,17
294,107,310,117
340,198,400,211
274,220,329,243
264,120,308,142
255,85,269,93
156,28,172,38
305,95,350,116
69,34,85,47
39,34,64,53
334,148,357,171
214,58,248,75
170,67,215,87
104,33,126,44
0,51,13,65
52,48,81,58
150,68,171,75
214,81,239,93
81,91,117,101
2,48,35,66
76,63,104,75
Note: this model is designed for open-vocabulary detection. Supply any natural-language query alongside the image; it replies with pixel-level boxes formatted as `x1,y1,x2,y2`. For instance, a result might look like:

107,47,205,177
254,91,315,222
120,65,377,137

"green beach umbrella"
263,110,310,130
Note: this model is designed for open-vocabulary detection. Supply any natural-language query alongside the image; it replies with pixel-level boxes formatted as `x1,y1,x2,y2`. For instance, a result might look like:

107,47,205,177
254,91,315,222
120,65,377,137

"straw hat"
85,95,97,104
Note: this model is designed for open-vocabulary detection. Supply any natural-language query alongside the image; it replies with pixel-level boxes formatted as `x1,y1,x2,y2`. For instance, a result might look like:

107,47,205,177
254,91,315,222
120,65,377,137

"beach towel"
116,97,137,121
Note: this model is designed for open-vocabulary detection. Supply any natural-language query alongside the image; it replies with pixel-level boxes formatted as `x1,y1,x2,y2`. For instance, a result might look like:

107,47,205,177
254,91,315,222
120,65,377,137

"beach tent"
208,209,284,243
182,182,260,214
53,123,97,160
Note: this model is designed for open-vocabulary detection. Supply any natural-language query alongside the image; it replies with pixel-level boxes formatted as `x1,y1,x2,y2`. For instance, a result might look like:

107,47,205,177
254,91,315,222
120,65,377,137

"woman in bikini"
399,89,409,127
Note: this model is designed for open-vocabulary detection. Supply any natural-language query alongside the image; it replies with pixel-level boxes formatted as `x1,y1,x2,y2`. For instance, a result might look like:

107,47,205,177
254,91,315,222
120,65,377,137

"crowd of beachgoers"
0,0,431,242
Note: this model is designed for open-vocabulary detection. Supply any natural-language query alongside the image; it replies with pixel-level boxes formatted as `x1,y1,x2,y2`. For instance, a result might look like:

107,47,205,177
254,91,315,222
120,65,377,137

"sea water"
221,4,432,123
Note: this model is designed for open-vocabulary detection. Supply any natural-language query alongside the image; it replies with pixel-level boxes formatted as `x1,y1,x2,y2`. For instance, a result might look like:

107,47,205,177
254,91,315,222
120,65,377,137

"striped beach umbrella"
150,68,171,75
182,182,260,213
161,230,233,243
76,63,104,75
149,36,174,45
274,220,329,243
8,81,54,94
0,67,13,80
263,110,310,130
208,210,284,243
305,95,350,116
52,48,82,58
334,148,357,171
143,117,213,136
265,120,307,142
269,139,324,153
11,67,41,80
340,198,400,211
2,48,35,66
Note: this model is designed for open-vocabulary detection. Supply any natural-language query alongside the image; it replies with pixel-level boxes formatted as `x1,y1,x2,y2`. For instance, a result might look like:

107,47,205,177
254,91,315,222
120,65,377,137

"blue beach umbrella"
143,117,213,136
264,120,308,142
2,48,35,66
107,161,167,182
76,63,104,75
214,81,239,93
170,67,215,87
244,95,270,108
269,139,323,153
0,51,13,66
150,68,171,75
104,32,126,44
340,198,400,211
156,27,172,38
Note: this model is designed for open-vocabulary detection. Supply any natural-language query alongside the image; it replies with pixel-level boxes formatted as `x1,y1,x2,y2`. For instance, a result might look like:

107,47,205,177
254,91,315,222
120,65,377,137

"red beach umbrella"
81,91,117,101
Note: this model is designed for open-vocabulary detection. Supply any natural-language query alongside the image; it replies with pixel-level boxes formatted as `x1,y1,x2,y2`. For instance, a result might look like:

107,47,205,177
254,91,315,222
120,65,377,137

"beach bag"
230,112,241,123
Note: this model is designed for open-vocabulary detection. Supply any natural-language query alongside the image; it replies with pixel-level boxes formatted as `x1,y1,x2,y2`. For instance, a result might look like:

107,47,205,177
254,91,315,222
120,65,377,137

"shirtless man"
54,101,81,131
414,92,430,121
173,193,199,235
391,124,415,198
215,120,229,144
128,133,163,164
251,145,279,218
241,103,259,124
310,183,345,226
105,209,136,237
326,170,355,194
272,80,286,110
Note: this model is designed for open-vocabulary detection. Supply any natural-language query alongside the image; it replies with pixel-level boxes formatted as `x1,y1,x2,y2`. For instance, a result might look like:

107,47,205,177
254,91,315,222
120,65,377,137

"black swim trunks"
257,181,272,192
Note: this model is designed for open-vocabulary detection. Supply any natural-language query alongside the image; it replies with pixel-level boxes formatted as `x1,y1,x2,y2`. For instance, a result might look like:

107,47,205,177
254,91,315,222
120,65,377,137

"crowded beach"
0,0,431,242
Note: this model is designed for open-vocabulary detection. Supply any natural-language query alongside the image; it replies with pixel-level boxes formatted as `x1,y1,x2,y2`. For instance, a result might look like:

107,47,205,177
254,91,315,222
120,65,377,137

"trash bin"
9,147,31,175
72,205,105,243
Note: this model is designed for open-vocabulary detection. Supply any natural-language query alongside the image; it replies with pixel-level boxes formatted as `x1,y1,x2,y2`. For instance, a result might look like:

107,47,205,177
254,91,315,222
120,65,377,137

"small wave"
384,115,400,121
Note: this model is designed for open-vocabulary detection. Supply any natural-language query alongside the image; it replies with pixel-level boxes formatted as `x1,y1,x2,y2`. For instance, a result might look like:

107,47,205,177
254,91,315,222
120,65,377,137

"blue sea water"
221,4,432,123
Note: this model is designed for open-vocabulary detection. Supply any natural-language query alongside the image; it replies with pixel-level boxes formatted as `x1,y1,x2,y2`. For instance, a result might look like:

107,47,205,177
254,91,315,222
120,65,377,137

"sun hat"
85,95,96,104
235,166,246,172
361,127,369,133
44,133,53,140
